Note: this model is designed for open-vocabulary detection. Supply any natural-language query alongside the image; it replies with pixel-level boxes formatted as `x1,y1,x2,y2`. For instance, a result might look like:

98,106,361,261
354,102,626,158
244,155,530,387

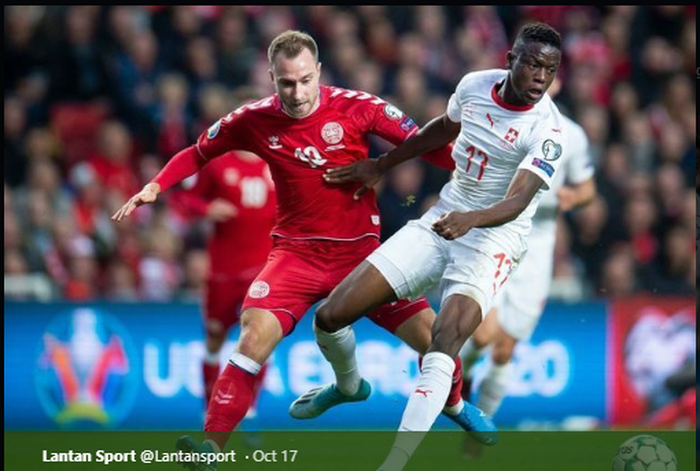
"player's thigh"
241,241,325,337
366,220,448,300
321,259,399,327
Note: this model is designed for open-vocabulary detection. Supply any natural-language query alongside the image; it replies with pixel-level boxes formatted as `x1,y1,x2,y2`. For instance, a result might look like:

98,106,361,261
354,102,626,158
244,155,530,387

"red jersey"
194,86,453,241
171,151,276,276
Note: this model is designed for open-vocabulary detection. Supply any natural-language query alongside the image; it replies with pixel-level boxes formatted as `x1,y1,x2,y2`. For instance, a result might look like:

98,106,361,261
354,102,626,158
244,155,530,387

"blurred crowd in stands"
4,6,696,301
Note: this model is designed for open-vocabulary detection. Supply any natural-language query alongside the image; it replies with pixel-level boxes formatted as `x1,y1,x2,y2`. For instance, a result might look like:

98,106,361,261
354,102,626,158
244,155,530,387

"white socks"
379,352,455,471
229,352,262,375
314,322,361,396
477,362,511,417
398,352,454,432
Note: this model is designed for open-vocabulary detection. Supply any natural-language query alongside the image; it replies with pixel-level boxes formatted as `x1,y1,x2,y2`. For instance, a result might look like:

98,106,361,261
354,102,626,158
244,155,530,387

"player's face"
506,42,561,106
270,48,322,119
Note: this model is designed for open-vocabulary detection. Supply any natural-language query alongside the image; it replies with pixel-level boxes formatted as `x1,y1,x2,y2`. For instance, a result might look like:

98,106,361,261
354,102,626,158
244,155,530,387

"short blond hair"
267,30,318,64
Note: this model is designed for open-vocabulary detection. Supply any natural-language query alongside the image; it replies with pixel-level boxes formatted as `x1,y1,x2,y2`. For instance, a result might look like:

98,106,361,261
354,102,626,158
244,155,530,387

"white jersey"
533,114,595,234
443,69,567,237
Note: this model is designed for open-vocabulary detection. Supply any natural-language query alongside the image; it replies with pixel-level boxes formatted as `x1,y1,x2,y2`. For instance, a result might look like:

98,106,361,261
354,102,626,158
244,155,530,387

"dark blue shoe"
444,401,498,446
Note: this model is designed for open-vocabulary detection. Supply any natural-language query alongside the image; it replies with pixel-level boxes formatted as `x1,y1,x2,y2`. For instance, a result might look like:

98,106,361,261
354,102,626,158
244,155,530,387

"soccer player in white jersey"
289,23,566,470
458,80,597,443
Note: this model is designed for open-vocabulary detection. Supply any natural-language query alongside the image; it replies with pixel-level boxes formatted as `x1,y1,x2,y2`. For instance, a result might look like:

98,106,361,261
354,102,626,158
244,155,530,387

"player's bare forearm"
472,170,544,227
431,170,543,239
323,115,458,198
558,178,596,212
377,114,461,173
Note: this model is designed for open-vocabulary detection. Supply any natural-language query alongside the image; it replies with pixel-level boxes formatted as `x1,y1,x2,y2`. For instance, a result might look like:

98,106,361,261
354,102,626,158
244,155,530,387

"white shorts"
495,227,555,340
367,201,528,317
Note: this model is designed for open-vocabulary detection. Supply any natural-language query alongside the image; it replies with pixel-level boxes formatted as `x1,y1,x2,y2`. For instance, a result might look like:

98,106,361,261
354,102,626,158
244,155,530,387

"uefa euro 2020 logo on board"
35,308,138,428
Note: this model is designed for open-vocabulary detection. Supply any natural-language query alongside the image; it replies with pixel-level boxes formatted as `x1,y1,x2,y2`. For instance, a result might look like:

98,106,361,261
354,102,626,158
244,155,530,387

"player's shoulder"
227,95,277,121
324,85,386,111
455,69,508,96
533,94,566,129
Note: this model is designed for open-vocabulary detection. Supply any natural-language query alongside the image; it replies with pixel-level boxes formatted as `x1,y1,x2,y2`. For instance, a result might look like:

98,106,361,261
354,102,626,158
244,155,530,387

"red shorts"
241,237,430,336
203,266,265,335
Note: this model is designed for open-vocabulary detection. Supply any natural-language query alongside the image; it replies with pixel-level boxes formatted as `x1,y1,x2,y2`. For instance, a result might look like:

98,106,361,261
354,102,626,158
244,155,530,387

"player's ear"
268,68,274,84
316,61,322,77
505,51,515,70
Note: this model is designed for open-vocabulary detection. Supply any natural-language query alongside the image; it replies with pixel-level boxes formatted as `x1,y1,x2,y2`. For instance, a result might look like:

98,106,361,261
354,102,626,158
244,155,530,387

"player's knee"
238,314,270,350
315,300,349,333
237,329,262,353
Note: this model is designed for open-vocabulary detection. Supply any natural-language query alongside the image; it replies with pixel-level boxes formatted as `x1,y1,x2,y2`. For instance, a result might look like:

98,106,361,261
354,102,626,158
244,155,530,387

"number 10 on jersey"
465,146,489,181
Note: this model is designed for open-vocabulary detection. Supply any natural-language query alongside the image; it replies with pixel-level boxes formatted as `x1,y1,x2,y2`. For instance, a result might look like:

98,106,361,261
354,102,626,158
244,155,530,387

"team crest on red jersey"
268,135,282,150
321,122,344,145
504,127,519,144
248,281,270,299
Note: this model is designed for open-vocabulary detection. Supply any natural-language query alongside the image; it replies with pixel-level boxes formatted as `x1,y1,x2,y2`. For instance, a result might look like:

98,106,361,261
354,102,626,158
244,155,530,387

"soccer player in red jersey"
170,149,276,415
113,30,465,464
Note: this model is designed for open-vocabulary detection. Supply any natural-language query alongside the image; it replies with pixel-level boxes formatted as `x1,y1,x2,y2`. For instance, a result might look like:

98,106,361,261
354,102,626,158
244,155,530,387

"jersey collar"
491,81,535,112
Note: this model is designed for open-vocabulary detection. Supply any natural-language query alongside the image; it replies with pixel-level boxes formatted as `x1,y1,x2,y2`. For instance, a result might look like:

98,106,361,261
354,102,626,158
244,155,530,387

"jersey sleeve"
196,107,253,160
364,99,420,146
446,73,473,123
361,98,454,170
563,122,595,185
517,111,567,189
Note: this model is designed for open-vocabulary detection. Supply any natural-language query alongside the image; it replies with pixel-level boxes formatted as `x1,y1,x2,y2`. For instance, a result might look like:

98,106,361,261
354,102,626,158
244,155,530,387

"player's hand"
111,182,161,222
557,186,577,212
207,198,238,222
431,211,474,240
323,159,382,200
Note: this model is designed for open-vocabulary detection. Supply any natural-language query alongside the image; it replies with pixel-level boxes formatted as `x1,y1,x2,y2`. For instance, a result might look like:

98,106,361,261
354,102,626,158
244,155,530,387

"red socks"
204,363,256,431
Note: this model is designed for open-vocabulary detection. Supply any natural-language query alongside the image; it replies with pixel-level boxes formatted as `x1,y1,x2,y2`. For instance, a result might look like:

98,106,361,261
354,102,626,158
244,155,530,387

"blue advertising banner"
4,301,607,430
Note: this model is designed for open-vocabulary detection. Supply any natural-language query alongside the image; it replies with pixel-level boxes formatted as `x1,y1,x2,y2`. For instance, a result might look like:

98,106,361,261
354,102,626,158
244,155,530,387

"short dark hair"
513,22,561,53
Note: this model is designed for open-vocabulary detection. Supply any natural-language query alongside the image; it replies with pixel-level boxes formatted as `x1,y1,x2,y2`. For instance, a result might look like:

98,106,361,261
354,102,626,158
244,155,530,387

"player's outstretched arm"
112,145,212,222
111,182,161,222
431,170,544,240
324,114,459,199
376,113,460,172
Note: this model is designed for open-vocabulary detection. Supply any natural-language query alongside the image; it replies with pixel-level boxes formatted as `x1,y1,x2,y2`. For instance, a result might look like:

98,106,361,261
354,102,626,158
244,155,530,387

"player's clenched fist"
111,182,161,222
431,211,475,240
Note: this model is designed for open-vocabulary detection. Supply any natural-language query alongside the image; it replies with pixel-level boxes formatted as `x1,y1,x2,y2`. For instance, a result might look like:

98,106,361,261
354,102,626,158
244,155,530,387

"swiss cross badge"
504,127,519,144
